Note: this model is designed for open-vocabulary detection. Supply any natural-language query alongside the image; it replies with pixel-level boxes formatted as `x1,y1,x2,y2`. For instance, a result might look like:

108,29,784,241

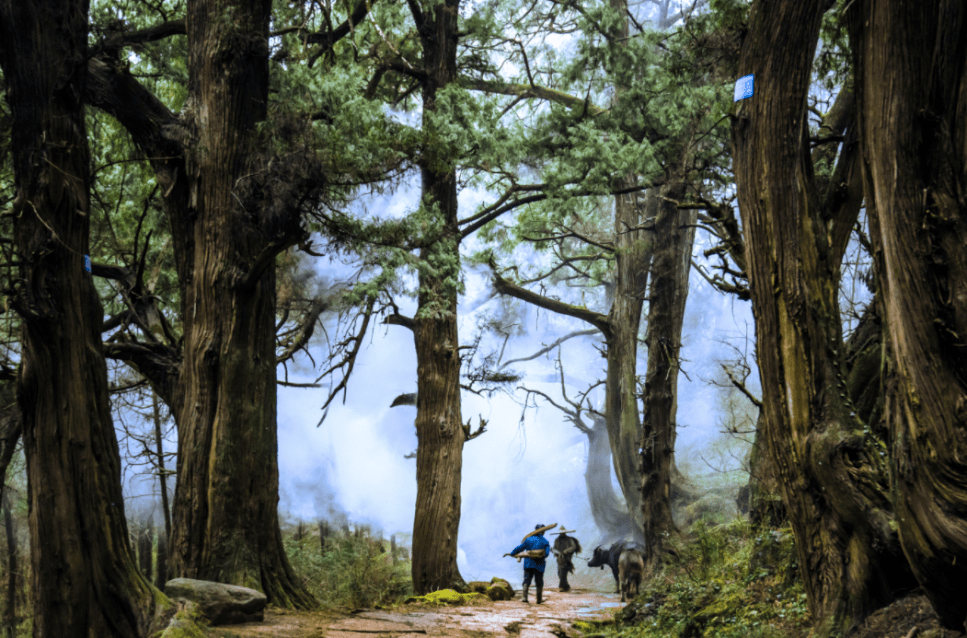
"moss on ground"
157,606,208,638
602,520,809,638
405,589,490,606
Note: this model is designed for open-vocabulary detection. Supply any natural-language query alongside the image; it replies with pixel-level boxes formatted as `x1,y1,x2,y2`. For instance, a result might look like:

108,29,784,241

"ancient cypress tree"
848,0,967,628
0,0,168,633
404,0,470,593
731,0,915,629
81,0,330,606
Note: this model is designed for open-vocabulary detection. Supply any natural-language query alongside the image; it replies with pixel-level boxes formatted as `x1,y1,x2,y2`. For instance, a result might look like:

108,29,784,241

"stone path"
207,588,622,638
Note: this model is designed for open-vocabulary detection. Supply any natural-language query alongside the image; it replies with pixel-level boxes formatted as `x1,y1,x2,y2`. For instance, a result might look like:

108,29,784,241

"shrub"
605,519,809,638
284,531,412,609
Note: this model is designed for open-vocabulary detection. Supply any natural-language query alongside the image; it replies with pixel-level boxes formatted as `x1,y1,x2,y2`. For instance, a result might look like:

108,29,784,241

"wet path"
209,588,622,638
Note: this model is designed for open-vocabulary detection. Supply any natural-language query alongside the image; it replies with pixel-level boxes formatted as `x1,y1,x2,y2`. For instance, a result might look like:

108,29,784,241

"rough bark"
2,496,16,638
744,416,787,528
731,0,914,630
603,184,652,535
166,0,315,609
408,0,468,594
0,391,21,513
0,1,165,634
639,188,696,569
601,0,653,540
85,34,314,605
850,1,967,628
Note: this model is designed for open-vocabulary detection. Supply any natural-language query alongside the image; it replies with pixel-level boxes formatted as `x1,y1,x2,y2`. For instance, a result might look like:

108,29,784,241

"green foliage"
602,520,809,638
284,530,412,610
816,1,852,94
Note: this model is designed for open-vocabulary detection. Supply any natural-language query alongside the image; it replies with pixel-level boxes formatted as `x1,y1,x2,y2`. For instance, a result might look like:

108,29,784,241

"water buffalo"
588,541,645,593
551,532,582,592
618,546,644,602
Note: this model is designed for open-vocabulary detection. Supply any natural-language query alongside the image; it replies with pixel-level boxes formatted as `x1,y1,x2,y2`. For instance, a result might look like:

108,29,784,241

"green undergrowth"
602,519,809,638
284,532,412,610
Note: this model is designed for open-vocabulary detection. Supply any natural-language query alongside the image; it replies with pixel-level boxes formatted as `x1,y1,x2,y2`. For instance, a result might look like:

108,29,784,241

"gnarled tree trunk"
604,184,652,535
850,1,967,628
639,186,695,569
167,0,315,608
0,1,164,634
732,0,914,630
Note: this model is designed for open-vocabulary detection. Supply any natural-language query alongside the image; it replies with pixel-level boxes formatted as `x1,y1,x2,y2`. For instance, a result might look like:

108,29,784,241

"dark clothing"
522,568,544,589
510,534,551,572
553,533,581,592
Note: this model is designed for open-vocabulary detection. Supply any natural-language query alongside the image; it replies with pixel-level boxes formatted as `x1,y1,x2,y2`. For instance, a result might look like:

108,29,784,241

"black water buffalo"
552,532,582,592
587,541,645,593
618,546,645,602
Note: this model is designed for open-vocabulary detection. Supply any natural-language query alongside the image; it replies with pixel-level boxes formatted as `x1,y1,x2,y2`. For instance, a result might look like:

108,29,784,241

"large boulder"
165,578,267,625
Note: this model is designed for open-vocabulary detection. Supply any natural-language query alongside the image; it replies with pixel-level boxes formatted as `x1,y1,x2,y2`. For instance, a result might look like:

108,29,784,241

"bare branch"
500,329,599,369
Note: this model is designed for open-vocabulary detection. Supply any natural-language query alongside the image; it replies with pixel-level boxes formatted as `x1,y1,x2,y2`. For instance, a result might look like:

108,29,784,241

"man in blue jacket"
509,524,553,604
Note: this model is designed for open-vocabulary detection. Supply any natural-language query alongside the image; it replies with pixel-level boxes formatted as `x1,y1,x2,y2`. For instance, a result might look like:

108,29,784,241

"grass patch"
602,519,809,638
284,531,412,610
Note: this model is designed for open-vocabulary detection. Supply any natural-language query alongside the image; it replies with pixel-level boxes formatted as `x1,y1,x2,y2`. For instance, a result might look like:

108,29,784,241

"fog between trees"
0,0,965,636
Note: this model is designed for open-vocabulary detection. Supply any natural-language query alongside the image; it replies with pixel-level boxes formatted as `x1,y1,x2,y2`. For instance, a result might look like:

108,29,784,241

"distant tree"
485,0,723,565
519,358,640,541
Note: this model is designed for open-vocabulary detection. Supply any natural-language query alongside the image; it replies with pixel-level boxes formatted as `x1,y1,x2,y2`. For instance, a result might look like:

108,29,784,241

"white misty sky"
269,180,760,585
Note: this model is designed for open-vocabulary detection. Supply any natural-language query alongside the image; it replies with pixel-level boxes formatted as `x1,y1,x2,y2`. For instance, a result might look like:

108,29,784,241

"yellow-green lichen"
405,589,489,606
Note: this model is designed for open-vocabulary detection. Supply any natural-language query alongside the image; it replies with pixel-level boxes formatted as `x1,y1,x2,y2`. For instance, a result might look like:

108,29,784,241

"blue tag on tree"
734,74,754,102
84,255,91,273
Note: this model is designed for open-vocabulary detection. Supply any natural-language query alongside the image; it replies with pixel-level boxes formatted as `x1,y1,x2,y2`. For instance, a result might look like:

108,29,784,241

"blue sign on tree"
734,74,754,102
84,255,91,273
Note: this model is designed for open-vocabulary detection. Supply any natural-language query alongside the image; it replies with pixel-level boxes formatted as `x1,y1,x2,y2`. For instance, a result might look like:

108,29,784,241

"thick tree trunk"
732,0,914,630
411,266,466,593
0,2,165,635
167,0,315,609
601,0,653,538
639,189,695,569
604,184,652,535
406,0,467,594
850,1,967,628
744,414,787,528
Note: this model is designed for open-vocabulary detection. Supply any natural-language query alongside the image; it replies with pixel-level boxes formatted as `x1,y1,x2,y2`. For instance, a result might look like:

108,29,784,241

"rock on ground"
846,593,966,638
466,577,515,601
165,578,268,625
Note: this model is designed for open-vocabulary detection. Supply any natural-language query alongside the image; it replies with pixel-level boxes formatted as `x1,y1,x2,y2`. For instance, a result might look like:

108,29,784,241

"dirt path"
208,588,623,638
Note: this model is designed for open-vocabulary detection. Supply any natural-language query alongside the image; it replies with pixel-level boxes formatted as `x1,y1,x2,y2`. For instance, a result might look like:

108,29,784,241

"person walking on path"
551,528,582,592
509,523,554,604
